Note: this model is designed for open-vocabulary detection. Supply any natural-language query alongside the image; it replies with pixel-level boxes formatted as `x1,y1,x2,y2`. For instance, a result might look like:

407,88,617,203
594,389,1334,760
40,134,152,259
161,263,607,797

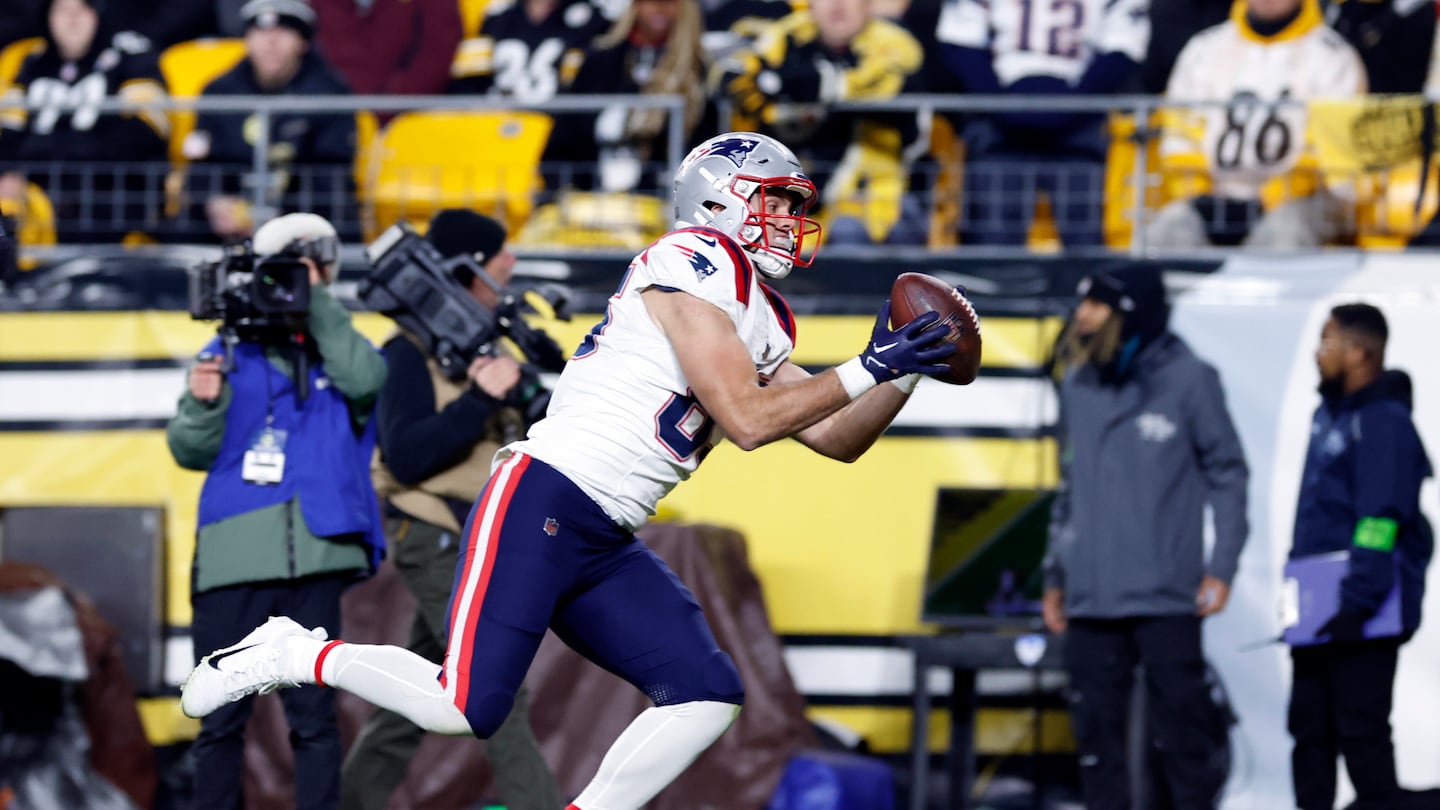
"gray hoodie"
1044,333,1250,618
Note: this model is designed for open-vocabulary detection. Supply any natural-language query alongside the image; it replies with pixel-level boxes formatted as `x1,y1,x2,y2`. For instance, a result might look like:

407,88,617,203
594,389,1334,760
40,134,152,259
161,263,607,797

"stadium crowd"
0,0,1438,252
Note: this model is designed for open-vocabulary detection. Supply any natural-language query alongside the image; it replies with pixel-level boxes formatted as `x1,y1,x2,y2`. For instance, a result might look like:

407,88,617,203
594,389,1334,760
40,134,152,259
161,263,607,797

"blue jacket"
195,338,385,578
1291,370,1434,635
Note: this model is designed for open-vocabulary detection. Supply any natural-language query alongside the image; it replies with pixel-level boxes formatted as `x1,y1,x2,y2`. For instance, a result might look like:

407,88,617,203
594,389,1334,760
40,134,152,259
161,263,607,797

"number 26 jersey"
511,227,798,532
1161,0,1366,200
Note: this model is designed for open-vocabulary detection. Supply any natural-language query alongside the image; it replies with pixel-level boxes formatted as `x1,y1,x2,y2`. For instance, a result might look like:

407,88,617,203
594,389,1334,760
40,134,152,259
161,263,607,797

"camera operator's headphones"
253,213,342,282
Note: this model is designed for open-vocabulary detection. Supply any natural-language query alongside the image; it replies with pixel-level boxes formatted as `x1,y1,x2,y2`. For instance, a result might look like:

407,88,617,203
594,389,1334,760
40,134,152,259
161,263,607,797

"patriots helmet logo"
693,136,759,169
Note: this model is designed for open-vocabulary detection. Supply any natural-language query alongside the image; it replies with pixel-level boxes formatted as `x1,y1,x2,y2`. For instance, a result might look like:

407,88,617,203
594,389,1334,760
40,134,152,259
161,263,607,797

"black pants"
1065,616,1227,810
1290,639,1401,810
189,575,349,810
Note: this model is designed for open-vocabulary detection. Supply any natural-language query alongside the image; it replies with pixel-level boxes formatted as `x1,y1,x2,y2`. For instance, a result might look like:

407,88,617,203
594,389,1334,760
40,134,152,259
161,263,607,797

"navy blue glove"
859,301,956,383
1319,610,1368,644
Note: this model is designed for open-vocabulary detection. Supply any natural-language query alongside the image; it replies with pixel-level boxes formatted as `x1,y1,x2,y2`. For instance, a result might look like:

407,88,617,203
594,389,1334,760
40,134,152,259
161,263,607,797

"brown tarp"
0,561,158,810
244,522,815,809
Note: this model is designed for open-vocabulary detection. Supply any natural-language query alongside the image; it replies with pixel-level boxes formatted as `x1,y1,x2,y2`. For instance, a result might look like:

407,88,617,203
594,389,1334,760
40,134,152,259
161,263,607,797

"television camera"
186,241,318,398
359,222,571,421
187,241,312,335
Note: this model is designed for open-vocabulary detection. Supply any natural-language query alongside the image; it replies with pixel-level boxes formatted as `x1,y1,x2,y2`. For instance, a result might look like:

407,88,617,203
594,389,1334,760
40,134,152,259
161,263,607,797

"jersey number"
1016,0,1086,59
28,74,107,134
1214,90,1294,170
656,391,715,463
493,38,565,103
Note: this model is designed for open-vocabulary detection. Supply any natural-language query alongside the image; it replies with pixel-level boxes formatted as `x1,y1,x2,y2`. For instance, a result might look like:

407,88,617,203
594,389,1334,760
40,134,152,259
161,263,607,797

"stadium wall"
4,253,1440,810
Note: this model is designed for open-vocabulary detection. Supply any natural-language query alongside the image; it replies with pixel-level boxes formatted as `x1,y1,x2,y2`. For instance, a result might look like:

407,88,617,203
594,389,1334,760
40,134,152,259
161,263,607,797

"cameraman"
339,209,562,810
166,212,387,810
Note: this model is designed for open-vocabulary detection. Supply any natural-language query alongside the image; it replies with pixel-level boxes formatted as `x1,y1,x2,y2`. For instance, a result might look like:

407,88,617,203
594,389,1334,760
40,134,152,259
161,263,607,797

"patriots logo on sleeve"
674,244,718,279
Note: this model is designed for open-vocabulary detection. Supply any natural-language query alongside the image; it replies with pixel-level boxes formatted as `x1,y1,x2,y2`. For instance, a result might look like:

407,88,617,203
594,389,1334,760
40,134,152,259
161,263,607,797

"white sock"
571,700,739,810
290,637,472,736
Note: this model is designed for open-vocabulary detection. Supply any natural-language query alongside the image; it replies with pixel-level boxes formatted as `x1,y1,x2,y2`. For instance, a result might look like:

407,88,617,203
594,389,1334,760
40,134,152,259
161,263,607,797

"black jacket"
184,51,356,238
0,30,168,165
190,51,354,168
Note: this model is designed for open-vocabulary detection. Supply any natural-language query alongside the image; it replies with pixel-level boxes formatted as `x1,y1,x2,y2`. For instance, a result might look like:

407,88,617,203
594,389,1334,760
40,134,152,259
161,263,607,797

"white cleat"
180,615,328,719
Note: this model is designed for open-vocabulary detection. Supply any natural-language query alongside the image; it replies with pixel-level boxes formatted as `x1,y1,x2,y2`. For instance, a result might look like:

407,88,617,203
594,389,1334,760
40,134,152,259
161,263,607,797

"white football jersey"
510,227,797,531
1162,12,1366,199
935,0,1149,86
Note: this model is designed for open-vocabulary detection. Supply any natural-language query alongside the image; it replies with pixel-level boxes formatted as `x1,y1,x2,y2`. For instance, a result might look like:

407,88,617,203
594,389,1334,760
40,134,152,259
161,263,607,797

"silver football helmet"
672,132,821,279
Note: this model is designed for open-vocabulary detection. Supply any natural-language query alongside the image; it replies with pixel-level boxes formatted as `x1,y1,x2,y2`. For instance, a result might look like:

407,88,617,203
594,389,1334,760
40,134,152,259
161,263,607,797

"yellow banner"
1311,96,1433,173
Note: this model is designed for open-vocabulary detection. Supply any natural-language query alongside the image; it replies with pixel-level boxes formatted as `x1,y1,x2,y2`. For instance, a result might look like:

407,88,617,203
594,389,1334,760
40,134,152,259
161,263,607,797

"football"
889,272,983,385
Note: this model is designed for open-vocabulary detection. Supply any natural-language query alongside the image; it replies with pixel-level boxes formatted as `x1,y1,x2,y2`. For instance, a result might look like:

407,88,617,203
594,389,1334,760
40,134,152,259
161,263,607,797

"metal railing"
2,91,1431,259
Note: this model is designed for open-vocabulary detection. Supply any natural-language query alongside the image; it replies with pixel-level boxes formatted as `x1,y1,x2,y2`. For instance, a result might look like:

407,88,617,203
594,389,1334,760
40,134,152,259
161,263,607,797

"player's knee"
464,689,517,739
702,650,745,705
650,650,744,706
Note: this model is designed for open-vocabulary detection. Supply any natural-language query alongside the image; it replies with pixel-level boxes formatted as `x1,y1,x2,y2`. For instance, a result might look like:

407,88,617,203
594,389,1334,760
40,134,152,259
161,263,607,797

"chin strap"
748,248,792,279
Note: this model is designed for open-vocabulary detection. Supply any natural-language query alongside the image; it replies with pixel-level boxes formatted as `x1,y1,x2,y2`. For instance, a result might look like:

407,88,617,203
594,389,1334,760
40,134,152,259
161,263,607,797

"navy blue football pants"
441,452,744,738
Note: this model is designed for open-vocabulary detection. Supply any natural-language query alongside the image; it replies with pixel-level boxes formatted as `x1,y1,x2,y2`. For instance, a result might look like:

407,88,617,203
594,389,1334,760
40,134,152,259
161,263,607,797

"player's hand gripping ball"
889,273,983,385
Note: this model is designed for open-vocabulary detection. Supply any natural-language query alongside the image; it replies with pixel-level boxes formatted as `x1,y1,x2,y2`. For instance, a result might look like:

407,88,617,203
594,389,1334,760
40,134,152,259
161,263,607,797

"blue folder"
1281,550,1402,646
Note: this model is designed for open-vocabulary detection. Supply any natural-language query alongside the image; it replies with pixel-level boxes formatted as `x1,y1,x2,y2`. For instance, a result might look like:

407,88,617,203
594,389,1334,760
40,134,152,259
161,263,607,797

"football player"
181,132,957,810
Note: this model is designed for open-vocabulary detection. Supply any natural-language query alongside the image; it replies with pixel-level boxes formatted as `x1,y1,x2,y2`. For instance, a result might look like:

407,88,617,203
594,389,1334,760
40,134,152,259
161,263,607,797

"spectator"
936,0,1149,247
0,0,169,243
181,0,356,243
1287,303,1433,810
310,0,461,98
1141,0,1229,93
1043,262,1247,810
449,0,611,188
697,0,791,63
166,212,387,810
1325,0,1433,94
2,0,217,53
448,0,610,103
1151,0,1367,248
340,209,563,810
560,0,715,194
714,0,929,245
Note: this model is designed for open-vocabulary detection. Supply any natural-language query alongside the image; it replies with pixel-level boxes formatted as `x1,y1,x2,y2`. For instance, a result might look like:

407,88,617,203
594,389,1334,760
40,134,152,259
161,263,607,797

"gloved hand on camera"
857,300,955,383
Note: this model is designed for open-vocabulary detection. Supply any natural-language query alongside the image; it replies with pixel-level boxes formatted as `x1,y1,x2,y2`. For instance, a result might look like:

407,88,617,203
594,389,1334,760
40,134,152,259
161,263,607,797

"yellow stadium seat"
158,38,247,164
0,181,57,270
360,110,553,240
926,115,963,248
459,0,491,36
1026,194,1061,252
1354,160,1440,249
1102,111,1166,250
513,191,668,249
355,109,378,188
0,37,42,95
